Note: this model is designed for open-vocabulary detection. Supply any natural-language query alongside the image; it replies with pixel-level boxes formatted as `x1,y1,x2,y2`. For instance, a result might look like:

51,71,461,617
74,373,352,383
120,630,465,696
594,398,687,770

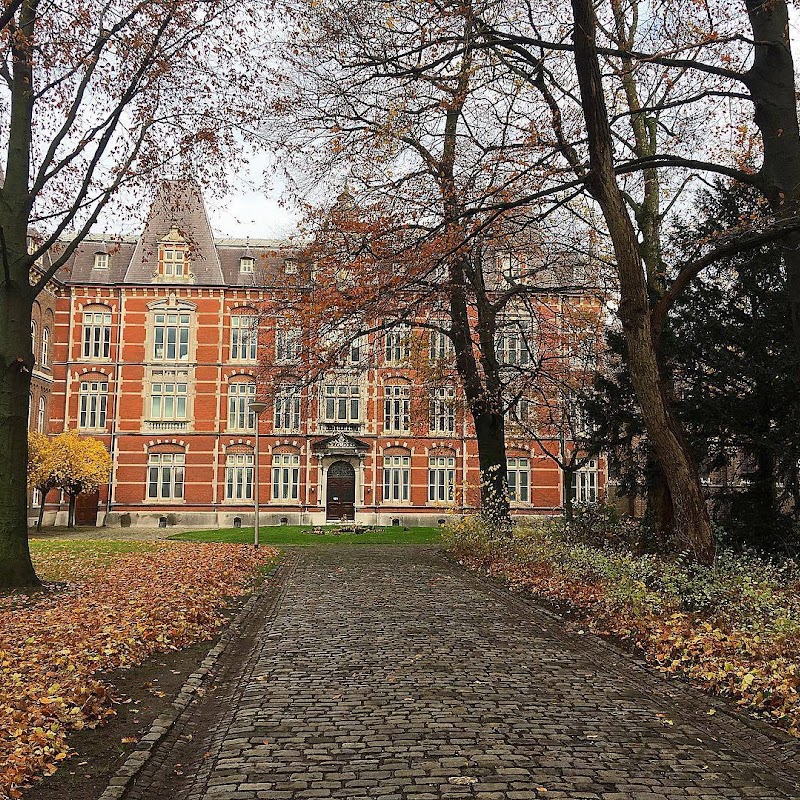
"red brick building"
35,181,603,527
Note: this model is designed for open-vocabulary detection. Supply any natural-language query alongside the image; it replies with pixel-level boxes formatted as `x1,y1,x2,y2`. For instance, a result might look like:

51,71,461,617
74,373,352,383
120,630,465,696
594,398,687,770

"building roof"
58,180,305,289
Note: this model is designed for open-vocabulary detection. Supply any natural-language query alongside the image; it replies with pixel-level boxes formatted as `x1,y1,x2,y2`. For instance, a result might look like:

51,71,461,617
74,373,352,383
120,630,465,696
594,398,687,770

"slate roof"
58,180,305,288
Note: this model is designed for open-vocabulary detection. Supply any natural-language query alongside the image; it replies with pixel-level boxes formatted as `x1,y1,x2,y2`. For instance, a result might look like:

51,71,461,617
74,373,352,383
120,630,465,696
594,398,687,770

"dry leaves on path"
0,541,277,798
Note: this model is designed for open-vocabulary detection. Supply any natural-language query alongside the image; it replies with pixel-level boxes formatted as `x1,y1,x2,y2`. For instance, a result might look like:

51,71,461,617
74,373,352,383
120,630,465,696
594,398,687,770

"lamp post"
249,401,268,548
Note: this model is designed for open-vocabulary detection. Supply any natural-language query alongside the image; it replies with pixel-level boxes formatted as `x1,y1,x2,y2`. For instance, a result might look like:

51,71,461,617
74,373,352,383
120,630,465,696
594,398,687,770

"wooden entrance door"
75,490,99,526
326,460,356,521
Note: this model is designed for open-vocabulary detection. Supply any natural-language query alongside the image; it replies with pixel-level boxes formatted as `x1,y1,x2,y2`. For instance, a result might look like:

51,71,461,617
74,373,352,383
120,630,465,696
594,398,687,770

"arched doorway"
326,460,356,521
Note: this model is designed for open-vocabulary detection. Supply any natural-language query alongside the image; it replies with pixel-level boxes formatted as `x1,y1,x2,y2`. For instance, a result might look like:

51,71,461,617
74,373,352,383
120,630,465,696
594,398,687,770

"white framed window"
384,385,410,433
496,320,533,366
383,455,410,502
570,460,599,503
569,400,593,438
160,245,187,277
284,258,298,275
349,336,363,364
93,252,109,270
384,324,410,364
323,384,360,423
153,312,190,361
429,387,455,434
147,452,185,499
228,382,256,431
150,375,188,420
83,310,112,359
272,453,300,500
275,327,301,362
497,252,524,282
37,397,46,433
32,488,41,506
507,457,530,503
429,329,454,361
79,381,108,429
239,256,255,273
274,386,302,432
41,327,49,367
31,321,36,362
231,315,258,361
225,452,254,500
428,456,455,502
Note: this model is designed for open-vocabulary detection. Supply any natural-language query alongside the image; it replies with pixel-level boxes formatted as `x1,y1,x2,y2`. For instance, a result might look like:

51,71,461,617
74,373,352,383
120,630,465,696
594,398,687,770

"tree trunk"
647,460,674,550
0,0,40,587
0,283,39,586
563,468,575,521
68,493,76,528
743,1,800,370
472,406,510,527
571,0,715,563
36,490,46,533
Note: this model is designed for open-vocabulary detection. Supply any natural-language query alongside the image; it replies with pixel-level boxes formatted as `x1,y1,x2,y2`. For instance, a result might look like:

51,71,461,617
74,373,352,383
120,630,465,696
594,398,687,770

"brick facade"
32,181,604,528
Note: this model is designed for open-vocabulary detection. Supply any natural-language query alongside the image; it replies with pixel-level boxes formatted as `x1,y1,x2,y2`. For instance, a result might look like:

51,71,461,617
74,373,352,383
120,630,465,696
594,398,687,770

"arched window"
274,384,301,432
429,386,456,434
428,453,456,502
78,378,108,429
383,384,410,433
41,327,49,367
230,312,258,361
271,450,300,501
225,449,254,500
37,397,45,433
507,456,530,503
228,381,256,431
147,449,185,500
82,305,112,359
382,450,410,502
30,321,36,363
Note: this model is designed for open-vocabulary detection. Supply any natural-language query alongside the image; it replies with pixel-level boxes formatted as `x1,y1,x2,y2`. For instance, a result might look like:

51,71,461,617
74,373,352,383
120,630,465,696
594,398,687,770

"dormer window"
160,245,187,277
497,252,524,283
284,258,298,275
94,252,109,269
240,256,255,274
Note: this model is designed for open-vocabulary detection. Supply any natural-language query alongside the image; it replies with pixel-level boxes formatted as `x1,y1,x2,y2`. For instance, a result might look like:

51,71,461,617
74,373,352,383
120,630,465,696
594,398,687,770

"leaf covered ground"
0,540,277,799
445,516,800,739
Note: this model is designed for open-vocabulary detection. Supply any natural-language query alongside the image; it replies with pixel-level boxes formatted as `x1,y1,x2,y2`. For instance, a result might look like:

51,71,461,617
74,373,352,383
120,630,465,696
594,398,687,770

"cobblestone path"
124,546,800,800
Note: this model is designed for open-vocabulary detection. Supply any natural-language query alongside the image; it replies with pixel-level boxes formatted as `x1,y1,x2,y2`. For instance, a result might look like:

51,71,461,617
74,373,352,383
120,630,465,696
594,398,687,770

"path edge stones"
97,558,285,800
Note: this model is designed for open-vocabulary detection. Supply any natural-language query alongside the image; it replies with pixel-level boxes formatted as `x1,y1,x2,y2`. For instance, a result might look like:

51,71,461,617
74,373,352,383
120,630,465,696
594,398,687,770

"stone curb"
97,560,282,800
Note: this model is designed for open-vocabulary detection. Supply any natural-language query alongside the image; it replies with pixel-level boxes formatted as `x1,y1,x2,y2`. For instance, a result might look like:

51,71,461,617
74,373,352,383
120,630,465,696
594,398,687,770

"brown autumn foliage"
0,541,277,797
447,517,800,738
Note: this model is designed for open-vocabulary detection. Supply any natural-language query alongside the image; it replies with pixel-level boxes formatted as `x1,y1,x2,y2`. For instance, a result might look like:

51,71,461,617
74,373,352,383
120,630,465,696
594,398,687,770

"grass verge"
170,524,441,546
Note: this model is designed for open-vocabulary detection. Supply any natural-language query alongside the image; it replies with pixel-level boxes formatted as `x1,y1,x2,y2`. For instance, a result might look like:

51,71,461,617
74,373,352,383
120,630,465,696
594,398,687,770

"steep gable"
123,179,224,285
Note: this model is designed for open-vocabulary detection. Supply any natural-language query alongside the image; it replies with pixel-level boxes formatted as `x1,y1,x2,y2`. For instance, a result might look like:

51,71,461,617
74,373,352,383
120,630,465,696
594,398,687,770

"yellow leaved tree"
27,430,112,530
53,431,112,529
27,432,60,532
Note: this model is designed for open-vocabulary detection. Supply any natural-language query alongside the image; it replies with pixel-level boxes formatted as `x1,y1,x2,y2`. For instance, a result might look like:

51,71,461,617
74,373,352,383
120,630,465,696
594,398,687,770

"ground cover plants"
444,510,800,738
0,540,278,798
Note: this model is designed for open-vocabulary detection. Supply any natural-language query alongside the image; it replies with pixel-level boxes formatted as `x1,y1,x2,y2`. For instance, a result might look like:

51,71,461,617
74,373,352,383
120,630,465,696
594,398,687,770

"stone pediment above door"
312,433,369,456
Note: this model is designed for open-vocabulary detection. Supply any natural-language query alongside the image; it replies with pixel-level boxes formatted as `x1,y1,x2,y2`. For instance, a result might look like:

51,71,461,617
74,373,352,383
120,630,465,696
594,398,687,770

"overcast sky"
169,6,800,241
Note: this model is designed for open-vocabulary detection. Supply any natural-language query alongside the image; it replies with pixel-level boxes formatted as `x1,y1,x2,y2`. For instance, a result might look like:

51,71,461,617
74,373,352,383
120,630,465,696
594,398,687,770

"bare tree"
267,0,603,526
465,0,800,562
0,0,268,586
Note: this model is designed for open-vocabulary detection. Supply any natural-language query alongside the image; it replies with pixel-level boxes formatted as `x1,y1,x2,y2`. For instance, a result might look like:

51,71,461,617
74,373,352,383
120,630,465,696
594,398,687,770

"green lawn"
170,525,442,546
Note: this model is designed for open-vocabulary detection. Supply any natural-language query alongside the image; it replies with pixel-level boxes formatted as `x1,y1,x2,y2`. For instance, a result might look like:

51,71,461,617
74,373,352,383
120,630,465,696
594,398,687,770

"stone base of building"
29,506,562,530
